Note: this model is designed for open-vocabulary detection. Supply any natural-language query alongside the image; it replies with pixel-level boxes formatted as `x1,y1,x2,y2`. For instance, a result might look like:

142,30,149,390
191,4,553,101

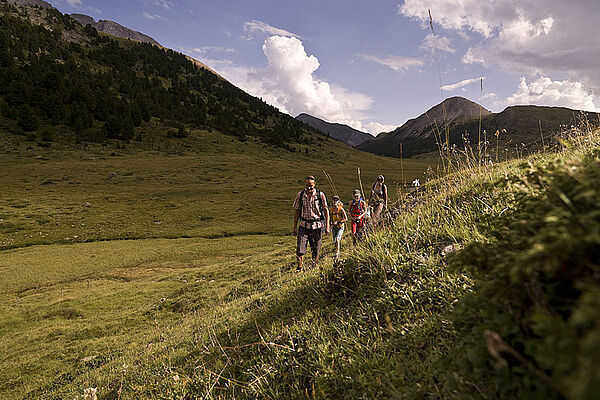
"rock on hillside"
70,14,161,46
296,113,374,147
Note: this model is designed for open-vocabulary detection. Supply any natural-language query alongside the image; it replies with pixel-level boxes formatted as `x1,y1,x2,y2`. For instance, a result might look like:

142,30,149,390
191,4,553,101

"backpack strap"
316,189,324,221
299,189,325,222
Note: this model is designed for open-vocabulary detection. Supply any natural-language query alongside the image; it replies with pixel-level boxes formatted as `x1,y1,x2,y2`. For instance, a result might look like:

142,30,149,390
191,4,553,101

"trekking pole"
357,167,366,201
323,170,338,197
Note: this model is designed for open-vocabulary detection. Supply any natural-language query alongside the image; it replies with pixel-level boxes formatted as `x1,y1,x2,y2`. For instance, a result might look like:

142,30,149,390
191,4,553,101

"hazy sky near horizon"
50,0,600,135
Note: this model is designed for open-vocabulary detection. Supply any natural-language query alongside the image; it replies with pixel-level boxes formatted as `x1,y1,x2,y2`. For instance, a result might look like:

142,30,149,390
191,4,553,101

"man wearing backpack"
293,176,330,271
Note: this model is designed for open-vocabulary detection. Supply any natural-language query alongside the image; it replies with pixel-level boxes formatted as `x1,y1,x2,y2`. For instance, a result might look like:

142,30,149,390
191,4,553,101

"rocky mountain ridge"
70,13,160,46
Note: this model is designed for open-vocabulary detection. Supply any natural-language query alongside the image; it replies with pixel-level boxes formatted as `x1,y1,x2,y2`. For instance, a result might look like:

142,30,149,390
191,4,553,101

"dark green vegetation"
446,143,600,399
358,96,600,158
0,3,321,147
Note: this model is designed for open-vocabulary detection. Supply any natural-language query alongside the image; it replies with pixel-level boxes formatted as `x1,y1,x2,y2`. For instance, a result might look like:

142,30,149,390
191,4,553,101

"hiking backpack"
298,189,325,222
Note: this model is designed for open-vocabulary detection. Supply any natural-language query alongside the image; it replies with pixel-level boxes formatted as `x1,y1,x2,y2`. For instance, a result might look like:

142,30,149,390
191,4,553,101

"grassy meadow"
0,124,434,399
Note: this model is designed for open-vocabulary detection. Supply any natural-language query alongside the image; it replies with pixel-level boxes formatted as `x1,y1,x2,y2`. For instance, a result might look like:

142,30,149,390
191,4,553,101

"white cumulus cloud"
441,77,484,91
65,0,82,6
363,122,396,136
198,36,394,135
357,54,424,71
399,0,600,93
243,20,299,40
507,76,598,111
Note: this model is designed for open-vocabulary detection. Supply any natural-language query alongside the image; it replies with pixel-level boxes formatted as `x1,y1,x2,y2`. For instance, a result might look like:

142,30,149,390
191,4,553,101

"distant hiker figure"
293,176,330,271
369,175,388,224
330,195,348,259
349,189,368,245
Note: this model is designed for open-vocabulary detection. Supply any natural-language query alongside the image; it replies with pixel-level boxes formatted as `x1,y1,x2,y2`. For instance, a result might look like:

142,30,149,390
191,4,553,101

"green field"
0,127,434,399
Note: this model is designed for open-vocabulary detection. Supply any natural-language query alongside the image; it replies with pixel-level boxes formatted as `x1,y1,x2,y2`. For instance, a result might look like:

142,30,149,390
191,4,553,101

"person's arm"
341,208,348,223
293,208,300,235
383,184,388,208
360,200,369,219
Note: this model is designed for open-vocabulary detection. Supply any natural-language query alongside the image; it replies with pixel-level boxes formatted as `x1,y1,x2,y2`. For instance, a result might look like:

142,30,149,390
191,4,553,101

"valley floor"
0,128,431,399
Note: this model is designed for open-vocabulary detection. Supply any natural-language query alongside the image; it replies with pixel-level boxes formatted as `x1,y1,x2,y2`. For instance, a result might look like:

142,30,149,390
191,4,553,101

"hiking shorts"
332,225,344,242
296,225,322,258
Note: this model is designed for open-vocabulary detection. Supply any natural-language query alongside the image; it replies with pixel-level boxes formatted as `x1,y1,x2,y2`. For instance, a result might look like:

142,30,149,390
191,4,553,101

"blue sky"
51,0,600,135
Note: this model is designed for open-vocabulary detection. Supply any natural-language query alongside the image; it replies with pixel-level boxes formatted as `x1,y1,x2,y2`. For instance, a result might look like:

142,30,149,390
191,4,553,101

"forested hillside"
0,3,322,147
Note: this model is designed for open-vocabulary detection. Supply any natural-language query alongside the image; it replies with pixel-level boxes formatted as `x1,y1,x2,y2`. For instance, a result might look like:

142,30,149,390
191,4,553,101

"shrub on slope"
447,150,600,399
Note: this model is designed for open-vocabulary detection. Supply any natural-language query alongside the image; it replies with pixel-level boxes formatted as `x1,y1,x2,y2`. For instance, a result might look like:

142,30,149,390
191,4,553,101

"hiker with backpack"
293,176,330,271
330,195,348,259
369,175,388,224
349,189,368,245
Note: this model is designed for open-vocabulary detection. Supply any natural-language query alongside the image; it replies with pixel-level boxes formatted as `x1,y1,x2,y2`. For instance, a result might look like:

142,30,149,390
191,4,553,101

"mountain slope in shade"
357,96,492,157
296,113,373,147
359,99,598,158
70,14,160,46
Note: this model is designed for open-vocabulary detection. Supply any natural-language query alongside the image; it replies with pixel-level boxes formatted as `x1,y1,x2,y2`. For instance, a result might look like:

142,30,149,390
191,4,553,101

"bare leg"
296,255,303,270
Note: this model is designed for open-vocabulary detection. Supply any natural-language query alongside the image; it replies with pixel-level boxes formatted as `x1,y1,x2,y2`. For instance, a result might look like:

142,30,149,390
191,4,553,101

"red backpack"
349,198,365,219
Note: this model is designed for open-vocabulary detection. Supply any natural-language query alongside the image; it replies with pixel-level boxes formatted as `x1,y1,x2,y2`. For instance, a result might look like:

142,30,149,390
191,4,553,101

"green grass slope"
43,128,595,399
3,127,597,398
0,123,432,399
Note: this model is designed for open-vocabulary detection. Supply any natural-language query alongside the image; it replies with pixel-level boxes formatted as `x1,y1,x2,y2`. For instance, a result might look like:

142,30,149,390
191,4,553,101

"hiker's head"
305,176,316,191
332,195,340,203
377,175,385,183
353,189,361,199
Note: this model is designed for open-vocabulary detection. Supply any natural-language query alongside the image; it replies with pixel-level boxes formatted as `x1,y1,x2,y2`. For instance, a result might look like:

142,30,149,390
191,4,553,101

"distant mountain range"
358,97,489,157
70,14,161,46
357,96,598,158
295,113,373,146
7,0,161,46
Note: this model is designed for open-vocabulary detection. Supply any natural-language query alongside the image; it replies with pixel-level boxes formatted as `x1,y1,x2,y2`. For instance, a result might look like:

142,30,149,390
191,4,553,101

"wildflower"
83,387,97,400
412,179,420,187
173,374,180,382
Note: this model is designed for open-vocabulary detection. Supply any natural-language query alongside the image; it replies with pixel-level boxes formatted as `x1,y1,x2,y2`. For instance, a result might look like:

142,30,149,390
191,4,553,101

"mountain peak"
357,97,491,156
